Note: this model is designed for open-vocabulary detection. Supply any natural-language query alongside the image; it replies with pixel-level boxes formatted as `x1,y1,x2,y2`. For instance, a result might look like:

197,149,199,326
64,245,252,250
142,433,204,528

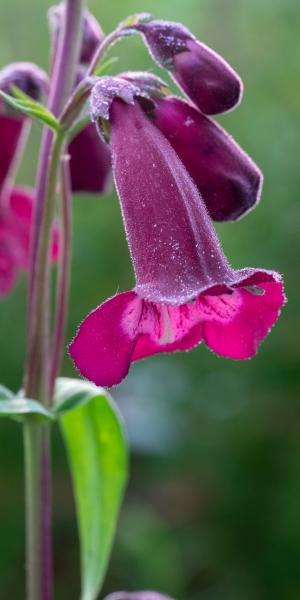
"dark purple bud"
64,68,112,195
48,3,104,65
80,11,104,64
0,62,48,101
104,593,174,600
173,39,242,115
68,123,111,193
154,96,262,221
137,20,242,115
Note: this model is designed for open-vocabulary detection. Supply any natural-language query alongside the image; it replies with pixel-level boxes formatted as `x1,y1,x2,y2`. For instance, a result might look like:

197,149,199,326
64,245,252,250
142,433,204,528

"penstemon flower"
69,89,285,387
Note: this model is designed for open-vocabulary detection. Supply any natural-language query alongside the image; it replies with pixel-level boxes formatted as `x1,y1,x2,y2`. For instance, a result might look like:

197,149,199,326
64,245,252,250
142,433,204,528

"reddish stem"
49,158,72,395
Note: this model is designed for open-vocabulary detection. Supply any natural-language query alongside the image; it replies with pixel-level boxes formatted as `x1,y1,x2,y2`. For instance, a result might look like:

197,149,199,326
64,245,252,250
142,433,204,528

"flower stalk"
49,157,72,395
23,1,85,599
24,421,53,600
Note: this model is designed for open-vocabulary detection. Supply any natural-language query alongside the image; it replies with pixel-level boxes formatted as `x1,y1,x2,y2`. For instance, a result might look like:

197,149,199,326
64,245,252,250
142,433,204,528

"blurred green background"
0,0,299,598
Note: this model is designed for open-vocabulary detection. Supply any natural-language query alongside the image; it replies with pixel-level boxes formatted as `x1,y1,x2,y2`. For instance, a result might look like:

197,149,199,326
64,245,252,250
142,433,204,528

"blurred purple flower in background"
0,63,58,296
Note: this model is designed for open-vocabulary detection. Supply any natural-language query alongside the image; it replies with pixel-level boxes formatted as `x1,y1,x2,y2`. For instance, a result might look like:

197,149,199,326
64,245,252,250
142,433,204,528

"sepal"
90,76,147,121
121,71,170,100
134,19,194,68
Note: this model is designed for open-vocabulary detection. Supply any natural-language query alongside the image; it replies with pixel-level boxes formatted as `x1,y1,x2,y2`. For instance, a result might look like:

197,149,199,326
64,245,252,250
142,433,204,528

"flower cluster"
0,11,285,382
67,16,285,386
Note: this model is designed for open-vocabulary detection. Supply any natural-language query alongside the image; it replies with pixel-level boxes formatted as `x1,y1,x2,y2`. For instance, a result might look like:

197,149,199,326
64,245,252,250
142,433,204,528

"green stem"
23,1,86,598
24,132,64,403
24,420,52,600
86,29,123,76
50,158,72,395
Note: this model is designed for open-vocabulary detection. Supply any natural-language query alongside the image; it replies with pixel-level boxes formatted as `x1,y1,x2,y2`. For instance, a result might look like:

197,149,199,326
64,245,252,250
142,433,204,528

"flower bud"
137,20,242,115
0,62,48,101
48,3,104,65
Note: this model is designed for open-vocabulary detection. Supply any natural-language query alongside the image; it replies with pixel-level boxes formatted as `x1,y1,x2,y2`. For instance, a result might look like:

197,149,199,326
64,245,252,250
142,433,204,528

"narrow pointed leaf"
54,377,107,416
56,378,128,600
0,89,60,131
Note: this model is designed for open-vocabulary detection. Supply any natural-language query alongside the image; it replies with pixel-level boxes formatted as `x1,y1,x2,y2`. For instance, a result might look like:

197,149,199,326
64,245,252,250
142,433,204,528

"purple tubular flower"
70,101,285,387
68,123,111,193
0,187,59,296
153,96,262,221
104,593,174,600
137,20,243,115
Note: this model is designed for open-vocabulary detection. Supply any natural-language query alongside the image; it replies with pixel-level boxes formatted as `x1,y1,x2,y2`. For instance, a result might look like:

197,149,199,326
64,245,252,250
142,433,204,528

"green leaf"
0,397,54,422
54,377,106,416
56,378,128,600
0,88,60,131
